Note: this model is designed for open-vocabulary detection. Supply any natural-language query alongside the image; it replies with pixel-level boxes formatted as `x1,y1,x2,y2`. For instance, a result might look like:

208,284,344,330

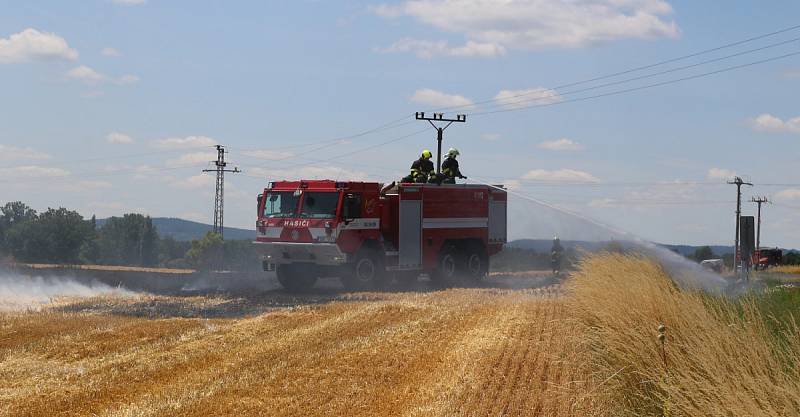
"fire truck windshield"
299,192,339,219
262,191,300,218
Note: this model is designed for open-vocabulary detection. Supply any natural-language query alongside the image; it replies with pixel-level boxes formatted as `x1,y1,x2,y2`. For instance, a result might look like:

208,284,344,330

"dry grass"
17,263,195,274
769,265,800,275
2,254,799,416
568,253,800,417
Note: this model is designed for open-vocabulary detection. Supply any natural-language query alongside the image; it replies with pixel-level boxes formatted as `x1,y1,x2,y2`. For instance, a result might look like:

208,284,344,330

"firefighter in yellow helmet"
441,147,466,184
402,149,434,183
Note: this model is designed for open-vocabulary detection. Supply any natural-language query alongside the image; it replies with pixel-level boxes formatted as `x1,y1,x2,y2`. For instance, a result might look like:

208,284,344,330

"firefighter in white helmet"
441,147,466,184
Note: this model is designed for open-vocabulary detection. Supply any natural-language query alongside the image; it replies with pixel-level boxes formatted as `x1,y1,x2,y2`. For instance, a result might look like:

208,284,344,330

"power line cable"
240,51,800,178
470,36,800,113
428,23,800,113
469,50,800,116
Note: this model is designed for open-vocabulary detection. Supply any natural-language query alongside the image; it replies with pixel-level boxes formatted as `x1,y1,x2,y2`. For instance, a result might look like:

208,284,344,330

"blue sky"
1,0,799,247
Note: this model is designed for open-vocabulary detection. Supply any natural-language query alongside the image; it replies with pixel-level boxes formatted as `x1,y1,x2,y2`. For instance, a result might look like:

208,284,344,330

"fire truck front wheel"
276,264,318,292
342,249,387,291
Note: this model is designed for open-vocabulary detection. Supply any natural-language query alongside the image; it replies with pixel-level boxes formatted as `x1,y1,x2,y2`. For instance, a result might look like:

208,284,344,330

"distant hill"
97,217,254,241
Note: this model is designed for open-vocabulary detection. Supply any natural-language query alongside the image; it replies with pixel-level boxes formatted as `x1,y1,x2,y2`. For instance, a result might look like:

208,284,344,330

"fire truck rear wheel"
276,264,318,292
462,248,488,284
342,250,387,291
431,247,461,288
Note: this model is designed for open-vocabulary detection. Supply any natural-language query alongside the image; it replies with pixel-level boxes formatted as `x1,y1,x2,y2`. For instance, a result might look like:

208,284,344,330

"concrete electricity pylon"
202,145,240,240
728,176,752,270
751,196,769,250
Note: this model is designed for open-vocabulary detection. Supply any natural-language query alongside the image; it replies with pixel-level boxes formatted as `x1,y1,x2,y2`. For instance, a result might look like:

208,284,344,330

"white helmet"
447,147,460,158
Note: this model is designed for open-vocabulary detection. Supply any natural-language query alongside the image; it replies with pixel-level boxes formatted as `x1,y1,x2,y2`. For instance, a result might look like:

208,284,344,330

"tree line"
0,201,260,271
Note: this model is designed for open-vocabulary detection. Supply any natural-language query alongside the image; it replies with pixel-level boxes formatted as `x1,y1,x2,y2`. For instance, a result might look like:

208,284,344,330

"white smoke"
0,273,135,311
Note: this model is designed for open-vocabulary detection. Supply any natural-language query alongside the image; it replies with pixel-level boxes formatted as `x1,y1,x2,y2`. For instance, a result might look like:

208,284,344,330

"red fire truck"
254,180,507,291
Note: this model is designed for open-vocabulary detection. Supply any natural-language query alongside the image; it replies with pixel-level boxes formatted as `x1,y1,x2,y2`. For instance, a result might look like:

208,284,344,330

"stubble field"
2,254,799,417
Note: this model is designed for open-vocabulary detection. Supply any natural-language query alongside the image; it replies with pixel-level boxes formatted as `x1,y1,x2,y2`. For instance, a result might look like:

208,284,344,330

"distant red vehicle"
754,248,782,270
254,180,507,291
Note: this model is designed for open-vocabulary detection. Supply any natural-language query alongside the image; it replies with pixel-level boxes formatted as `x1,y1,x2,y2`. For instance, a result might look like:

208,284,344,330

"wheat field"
2,254,799,416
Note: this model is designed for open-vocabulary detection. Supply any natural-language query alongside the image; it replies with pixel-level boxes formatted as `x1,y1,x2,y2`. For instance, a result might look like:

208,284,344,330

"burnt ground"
44,270,561,319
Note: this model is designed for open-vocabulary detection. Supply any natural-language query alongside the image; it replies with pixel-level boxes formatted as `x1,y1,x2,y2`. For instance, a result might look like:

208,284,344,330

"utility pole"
202,145,241,240
728,176,752,271
415,112,466,175
751,196,769,251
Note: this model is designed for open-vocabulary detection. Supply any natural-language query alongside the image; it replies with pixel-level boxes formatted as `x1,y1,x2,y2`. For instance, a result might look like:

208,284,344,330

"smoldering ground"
0,272,135,311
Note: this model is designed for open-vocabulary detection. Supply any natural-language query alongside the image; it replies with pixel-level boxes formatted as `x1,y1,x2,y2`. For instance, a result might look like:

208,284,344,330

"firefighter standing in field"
551,236,564,275
441,147,467,184
402,149,435,183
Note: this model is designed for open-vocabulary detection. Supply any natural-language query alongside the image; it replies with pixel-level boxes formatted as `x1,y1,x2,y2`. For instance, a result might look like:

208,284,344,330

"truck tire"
276,264,318,292
461,245,488,285
431,246,461,288
342,249,387,291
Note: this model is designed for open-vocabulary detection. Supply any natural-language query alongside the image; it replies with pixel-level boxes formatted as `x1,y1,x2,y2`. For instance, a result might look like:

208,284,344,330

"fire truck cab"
254,179,507,291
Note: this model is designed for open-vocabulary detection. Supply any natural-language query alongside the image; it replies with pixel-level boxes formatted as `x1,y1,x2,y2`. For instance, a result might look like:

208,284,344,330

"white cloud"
707,168,736,181
171,173,215,189
113,0,147,5
67,66,139,86
775,189,800,201
241,149,294,160
151,136,216,150
410,88,473,108
117,74,140,85
537,138,584,151
63,180,113,192
166,152,216,167
101,47,121,57
106,132,134,144
749,113,800,134
248,165,370,182
373,0,678,53
0,28,78,64
377,38,505,58
0,145,51,161
481,133,501,142
521,169,600,183
66,65,106,84
494,87,562,109
131,165,157,180
0,165,69,178
782,69,800,79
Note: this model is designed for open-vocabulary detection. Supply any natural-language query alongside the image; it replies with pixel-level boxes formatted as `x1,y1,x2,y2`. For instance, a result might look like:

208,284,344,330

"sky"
1,0,800,247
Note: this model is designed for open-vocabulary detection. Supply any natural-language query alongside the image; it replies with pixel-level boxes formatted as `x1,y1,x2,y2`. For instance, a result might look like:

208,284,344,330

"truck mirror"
257,194,263,216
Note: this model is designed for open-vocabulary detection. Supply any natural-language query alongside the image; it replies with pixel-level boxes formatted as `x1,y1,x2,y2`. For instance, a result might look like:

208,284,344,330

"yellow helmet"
447,147,460,158
421,149,432,159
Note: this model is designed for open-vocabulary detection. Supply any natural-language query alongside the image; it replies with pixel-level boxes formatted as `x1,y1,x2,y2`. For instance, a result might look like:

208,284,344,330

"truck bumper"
252,241,347,266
